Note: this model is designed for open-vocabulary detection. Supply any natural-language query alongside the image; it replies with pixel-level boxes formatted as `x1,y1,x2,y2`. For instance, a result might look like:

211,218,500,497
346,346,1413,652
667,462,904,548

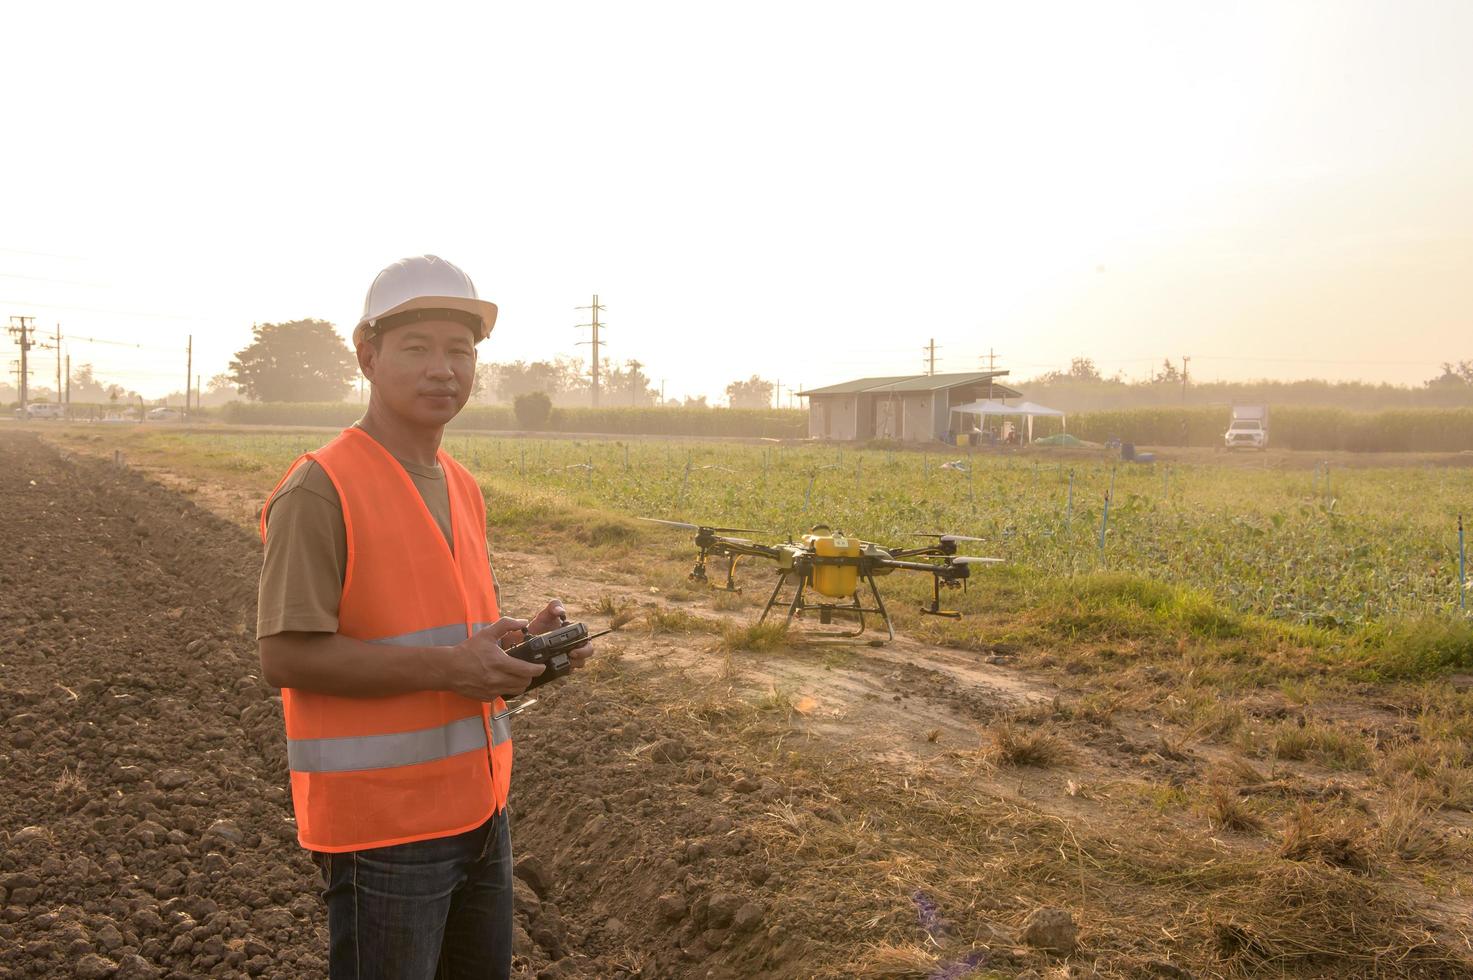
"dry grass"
53,765,85,796
718,621,789,653
846,943,938,979
643,607,719,635
1272,722,1373,771
1207,860,1462,973
1378,738,1473,811
1278,803,1375,874
985,722,1071,768
1204,783,1266,833
711,590,749,612
1377,782,1461,862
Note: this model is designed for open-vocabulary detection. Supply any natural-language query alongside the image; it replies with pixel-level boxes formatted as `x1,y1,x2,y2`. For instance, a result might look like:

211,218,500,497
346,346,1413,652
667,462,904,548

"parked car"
145,407,182,421
13,402,66,420
1224,405,1269,450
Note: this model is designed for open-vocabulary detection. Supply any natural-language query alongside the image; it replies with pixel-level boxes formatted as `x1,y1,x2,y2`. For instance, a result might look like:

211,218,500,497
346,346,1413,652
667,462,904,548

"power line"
0,272,107,288
0,298,193,320
0,247,86,260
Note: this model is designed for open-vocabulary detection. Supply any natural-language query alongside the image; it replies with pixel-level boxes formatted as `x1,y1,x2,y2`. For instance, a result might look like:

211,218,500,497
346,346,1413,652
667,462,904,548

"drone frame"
651,520,991,643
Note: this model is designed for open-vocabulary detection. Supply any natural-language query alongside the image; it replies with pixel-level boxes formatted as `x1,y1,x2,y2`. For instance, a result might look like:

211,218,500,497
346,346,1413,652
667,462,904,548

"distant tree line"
214,318,779,409
1020,356,1473,413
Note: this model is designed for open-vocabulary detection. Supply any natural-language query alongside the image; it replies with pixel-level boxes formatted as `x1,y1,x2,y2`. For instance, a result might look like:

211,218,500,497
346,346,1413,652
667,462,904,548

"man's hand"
445,618,546,701
526,599,568,635
525,599,595,671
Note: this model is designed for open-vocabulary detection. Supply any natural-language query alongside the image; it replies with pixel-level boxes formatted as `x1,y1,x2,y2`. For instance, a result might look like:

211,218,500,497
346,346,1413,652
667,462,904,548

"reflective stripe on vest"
365,622,500,648
288,713,512,773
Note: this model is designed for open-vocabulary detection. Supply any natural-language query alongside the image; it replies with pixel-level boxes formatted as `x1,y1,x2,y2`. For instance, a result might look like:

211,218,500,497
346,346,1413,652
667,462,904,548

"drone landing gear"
919,575,964,619
757,569,895,642
690,551,743,593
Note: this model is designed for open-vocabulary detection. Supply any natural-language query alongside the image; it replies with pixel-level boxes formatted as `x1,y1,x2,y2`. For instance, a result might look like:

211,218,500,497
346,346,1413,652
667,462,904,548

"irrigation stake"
1066,469,1074,525
804,470,817,511
1460,514,1466,614
1098,488,1111,557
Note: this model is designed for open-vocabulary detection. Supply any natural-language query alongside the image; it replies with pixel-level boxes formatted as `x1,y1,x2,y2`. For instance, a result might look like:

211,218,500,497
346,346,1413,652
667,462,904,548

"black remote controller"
502,621,606,691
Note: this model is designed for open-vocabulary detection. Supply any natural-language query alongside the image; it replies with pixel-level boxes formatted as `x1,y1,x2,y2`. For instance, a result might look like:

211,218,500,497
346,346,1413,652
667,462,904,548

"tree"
725,375,775,409
68,363,111,403
195,373,240,407
484,356,588,404
1034,356,1107,384
513,391,553,429
1426,361,1473,387
603,360,657,406
1153,359,1181,384
229,319,357,402
1068,357,1102,381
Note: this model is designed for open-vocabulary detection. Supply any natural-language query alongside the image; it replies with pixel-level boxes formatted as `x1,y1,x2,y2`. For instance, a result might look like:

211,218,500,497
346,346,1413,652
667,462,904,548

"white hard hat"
354,255,498,346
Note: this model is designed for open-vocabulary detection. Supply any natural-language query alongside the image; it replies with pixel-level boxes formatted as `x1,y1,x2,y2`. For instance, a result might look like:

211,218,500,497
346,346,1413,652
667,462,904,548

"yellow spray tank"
803,528,860,598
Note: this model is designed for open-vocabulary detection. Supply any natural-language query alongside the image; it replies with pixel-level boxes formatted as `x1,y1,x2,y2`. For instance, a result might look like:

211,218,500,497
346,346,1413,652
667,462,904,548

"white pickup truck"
1224,405,1269,450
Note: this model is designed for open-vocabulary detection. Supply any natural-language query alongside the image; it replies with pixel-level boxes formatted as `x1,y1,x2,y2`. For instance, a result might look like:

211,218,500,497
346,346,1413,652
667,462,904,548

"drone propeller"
911,532,987,543
949,556,1004,565
638,517,771,536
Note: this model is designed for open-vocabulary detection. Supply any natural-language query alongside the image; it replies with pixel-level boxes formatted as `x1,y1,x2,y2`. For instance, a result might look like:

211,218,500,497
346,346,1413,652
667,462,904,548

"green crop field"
106,430,1473,637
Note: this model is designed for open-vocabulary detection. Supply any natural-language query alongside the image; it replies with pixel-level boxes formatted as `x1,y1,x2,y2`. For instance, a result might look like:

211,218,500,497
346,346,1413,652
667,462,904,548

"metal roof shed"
799,371,1020,442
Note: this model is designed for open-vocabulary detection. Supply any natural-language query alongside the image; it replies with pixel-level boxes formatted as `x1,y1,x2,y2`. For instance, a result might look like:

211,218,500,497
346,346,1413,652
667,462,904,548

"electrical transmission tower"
7,316,36,410
576,295,608,408
923,338,940,376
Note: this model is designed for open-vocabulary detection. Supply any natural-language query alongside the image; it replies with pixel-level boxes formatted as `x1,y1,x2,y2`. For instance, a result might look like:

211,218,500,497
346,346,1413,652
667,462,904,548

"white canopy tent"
950,399,1067,444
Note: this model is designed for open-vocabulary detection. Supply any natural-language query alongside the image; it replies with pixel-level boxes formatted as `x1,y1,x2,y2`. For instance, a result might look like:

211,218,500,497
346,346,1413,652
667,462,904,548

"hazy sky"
2,1,1470,402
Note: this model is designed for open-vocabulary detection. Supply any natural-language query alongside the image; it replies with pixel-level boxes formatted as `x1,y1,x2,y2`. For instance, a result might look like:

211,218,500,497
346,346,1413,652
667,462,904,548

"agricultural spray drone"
639,518,1002,641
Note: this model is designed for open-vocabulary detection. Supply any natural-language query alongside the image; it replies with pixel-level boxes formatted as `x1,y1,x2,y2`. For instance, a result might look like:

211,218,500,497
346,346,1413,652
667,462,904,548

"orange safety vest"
260,426,511,853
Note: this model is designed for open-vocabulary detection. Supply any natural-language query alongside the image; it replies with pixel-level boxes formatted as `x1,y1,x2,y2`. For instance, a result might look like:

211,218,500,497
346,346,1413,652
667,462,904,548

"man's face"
358,319,478,428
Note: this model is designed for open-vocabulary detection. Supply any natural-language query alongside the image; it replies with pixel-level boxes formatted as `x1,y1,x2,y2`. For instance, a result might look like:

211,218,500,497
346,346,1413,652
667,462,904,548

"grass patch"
1204,783,1266,833
1272,722,1373,771
1278,803,1375,874
718,622,789,653
643,608,719,635
985,722,1070,768
1349,615,1473,681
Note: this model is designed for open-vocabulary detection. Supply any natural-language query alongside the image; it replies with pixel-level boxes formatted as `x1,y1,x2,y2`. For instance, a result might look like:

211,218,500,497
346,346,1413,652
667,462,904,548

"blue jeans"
313,808,514,980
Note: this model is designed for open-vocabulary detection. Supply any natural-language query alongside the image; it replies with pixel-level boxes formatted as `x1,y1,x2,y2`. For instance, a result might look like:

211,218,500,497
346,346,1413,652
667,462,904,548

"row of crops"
197,402,1473,452
163,431,1472,630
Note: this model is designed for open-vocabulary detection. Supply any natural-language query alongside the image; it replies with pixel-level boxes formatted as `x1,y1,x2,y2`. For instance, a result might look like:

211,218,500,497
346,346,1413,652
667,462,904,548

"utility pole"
923,339,940,376
7,316,35,410
184,334,192,421
65,354,71,408
981,348,999,399
576,294,607,408
659,379,666,406
53,323,63,407
1181,355,1190,404
196,374,201,413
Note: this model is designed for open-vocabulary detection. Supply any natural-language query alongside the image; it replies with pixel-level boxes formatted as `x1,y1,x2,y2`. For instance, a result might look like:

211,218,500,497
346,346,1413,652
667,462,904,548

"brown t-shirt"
256,437,489,639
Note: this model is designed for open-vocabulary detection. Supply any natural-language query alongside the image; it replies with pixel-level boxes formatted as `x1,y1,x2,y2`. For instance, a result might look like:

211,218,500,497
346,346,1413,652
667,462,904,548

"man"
256,255,592,979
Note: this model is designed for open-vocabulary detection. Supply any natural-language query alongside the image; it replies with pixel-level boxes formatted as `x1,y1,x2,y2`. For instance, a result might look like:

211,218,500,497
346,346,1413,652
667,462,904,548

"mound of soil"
1,433,325,979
